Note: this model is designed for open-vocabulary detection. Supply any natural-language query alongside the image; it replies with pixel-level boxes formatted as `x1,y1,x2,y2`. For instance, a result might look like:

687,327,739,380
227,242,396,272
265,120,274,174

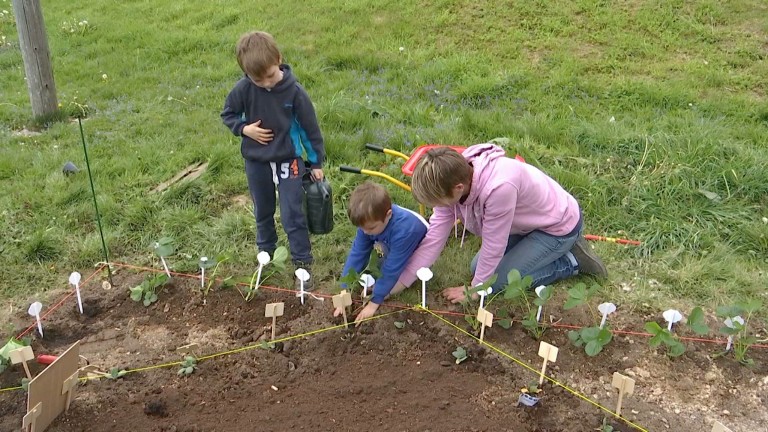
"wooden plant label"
61,372,78,411
332,290,353,327
22,402,41,432
10,346,35,380
265,302,285,341
712,421,733,432
537,342,558,385
611,372,635,417
175,343,200,356
476,307,493,342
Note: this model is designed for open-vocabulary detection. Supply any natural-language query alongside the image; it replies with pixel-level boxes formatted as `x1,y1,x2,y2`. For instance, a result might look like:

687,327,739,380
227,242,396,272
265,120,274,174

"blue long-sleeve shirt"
341,205,428,304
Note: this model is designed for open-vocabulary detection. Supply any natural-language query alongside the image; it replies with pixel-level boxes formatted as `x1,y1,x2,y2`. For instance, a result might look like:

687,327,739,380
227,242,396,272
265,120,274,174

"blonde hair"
411,147,471,205
236,31,281,79
348,182,392,226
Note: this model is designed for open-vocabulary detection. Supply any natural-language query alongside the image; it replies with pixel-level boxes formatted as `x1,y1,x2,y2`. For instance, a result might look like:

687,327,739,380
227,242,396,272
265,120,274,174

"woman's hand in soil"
442,286,477,304
354,302,380,326
242,120,273,144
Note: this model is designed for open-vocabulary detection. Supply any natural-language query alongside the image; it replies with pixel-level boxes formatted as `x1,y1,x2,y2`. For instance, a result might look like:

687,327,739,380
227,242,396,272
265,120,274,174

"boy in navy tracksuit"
338,182,428,324
221,31,325,288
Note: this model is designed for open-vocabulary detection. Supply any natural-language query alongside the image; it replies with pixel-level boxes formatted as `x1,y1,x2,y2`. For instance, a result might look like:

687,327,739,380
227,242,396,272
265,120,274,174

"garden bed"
1,265,766,432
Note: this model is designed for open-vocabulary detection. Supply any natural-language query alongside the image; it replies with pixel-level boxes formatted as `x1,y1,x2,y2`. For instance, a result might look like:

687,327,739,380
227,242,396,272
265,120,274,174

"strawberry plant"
452,346,468,364
644,306,710,357
568,325,613,356
129,273,169,306
498,270,550,339
242,246,288,301
0,338,25,374
715,299,762,365
177,356,197,376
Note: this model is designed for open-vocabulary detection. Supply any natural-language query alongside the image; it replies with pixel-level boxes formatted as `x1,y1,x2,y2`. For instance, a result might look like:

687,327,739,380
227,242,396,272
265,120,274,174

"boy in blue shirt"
337,182,429,324
221,31,325,288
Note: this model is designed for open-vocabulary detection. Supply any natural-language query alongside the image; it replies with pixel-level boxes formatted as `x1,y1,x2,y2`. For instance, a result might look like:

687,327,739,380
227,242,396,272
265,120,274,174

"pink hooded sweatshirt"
398,143,581,288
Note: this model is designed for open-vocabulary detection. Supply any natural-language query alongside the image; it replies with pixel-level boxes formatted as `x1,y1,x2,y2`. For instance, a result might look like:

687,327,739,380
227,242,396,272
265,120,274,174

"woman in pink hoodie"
395,144,606,303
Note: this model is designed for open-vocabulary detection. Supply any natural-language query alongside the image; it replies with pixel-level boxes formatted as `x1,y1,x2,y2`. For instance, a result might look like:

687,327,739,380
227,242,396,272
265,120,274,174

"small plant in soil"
715,299,762,365
242,246,288,301
452,346,468,364
129,273,169,306
498,270,551,339
520,381,542,396
339,268,363,296
460,275,497,332
199,253,233,297
177,356,197,376
565,282,614,356
20,377,30,392
152,237,175,277
107,367,128,379
0,338,26,374
599,416,615,432
644,306,710,357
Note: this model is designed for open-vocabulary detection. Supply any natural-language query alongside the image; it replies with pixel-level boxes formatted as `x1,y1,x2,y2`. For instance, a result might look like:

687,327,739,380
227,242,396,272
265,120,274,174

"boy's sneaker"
571,237,608,277
294,262,315,292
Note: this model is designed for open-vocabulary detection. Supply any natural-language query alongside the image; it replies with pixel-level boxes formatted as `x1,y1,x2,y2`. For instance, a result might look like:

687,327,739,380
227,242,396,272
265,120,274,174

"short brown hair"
347,182,392,226
236,31,281,79
411,147,471,205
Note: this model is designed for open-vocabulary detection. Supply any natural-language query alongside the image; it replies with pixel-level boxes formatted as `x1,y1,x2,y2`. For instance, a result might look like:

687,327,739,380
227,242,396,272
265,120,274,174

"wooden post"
265,303,284,341
476,307,493,342
12,0,58,117
10,346,35,380
537,342,558,386
332,290,353,328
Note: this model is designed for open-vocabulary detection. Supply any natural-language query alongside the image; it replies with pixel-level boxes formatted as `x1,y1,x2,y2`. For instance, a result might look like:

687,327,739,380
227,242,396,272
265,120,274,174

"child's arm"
294,86,325,169
340,229,374,287
221,84,247,136
471,182,517,286
396,206,455,287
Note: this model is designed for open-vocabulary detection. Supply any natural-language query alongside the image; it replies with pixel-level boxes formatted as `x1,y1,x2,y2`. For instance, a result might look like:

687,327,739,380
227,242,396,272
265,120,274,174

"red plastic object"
36,354,57,365
400,144,525,176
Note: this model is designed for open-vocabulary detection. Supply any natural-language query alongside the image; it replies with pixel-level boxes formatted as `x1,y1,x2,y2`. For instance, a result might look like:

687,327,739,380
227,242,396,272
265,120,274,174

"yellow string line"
422,307,650,432
0,309,406,392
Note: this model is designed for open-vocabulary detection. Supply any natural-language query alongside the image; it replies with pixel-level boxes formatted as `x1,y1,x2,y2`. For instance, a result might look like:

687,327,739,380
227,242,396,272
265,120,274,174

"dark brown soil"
1,266,765,432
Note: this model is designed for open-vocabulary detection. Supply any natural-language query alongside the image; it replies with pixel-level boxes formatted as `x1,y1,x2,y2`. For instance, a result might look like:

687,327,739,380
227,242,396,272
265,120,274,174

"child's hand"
311,168,324,181
442,286,477,304
354,302,380,326
242,120,273,145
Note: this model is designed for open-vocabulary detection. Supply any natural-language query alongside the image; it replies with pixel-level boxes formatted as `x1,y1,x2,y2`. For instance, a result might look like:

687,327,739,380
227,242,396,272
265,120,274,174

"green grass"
0,0,766,321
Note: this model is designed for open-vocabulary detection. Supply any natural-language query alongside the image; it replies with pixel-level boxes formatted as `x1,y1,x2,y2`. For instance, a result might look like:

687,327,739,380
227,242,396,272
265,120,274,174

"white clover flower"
399,46,405,52
102,73,107,80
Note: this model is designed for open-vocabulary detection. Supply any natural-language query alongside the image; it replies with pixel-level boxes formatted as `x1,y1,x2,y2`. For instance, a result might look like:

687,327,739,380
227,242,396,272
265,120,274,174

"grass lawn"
0,0,766,322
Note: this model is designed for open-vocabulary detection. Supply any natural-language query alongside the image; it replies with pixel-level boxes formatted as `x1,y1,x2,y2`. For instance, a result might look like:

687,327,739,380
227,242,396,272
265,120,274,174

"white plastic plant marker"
537,342,558,385
265,302,284,341
9,346,35,379
254,251,271,291
598,302,617,329
662,309,683,331
68,271,83,314
332,290,353,328
534,285,547,322
476,307,493,342
28,302,44,338
724,316,744,351
478,286,492,310
611,372,635,417
359,274,375,298
199,257,208,288
712,421,733,432
295,268,310,305
416,267,433,309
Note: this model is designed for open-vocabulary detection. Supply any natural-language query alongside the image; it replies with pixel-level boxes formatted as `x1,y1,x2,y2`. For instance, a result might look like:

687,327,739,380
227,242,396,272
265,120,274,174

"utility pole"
12,0,58,118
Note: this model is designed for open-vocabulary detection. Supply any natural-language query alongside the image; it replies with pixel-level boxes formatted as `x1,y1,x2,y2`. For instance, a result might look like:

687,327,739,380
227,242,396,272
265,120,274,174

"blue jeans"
470,218,582,291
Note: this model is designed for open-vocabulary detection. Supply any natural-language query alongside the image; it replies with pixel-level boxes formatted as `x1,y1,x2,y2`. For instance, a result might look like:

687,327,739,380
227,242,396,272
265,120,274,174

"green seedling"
0,338,26,374
496,308,513,329
152,237,175,277
568,326,613,356
563,282,599,310
452,346,468,364
521,381,541,395
129,273,169,306
107,367,128,379
461,275,497,331
644,322,685,357
21,377,30,392
339,268,362,296
259,340,277,350
599,417,615,432
502,270,550,339
200,253,232,297
243,247,288,302
177,356,197,376
686,306,710,335
715,299,762,365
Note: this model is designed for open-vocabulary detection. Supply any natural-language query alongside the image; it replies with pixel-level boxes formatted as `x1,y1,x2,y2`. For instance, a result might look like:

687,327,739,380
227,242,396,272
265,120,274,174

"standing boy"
221,31,325,288
339,182,429,324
